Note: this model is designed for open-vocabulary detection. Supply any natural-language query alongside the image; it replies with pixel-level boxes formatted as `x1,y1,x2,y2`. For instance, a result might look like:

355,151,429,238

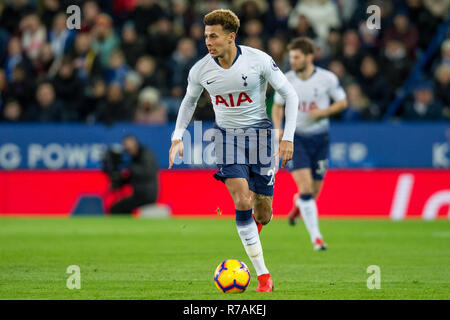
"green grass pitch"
0,217,448,300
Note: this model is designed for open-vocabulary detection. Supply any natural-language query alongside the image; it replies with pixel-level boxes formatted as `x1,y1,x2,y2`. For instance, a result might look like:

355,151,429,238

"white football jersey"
274,66,346,135
186,45,290,129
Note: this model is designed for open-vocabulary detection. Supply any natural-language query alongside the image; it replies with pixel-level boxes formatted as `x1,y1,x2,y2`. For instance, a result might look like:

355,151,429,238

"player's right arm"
169,66,204,169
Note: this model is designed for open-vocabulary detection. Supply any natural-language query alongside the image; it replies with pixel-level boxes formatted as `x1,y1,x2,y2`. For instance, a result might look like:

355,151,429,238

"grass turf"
0,217,448,300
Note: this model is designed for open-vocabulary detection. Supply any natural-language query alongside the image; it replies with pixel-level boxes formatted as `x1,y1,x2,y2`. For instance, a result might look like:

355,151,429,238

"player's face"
289,49,312,73
204,25,235,58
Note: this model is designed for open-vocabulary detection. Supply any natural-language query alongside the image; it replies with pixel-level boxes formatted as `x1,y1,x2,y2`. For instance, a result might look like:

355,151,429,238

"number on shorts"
316,160,328,177
267,167,276,186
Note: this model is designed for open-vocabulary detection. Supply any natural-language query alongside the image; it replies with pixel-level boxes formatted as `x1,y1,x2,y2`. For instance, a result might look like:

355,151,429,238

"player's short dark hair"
287,37,315,55
203,9,240,34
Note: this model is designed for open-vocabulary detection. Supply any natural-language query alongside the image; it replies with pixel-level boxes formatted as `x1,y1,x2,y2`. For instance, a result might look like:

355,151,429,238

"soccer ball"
214,259,251,293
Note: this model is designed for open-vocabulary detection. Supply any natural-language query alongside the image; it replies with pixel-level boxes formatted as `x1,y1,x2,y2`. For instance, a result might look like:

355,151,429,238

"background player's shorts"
212,123,277,196
290,132,329,180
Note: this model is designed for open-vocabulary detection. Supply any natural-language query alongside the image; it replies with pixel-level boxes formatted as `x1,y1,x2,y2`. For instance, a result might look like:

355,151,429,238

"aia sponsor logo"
215,92,253,107
299,101,318,112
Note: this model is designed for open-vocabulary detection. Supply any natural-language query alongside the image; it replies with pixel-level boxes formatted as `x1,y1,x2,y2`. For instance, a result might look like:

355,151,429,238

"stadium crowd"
0,0,448,124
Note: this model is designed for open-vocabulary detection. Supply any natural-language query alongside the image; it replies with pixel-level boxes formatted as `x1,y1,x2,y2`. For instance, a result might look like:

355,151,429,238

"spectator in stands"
264,0,291,37
403,82,443,120
7,62,35,109
34,43,56,78
434,64,450,119
1,99,24,122
40,0,60,31
423,0,449,21
406,0,443,51
326,27,342,59
147,17,178,60
289,15,317,40
313,38,331,68
0,69,7,109
28,81,63,122
134,87,167,124
381,40,413,91
108,135,159,214
19,13,46,61
328,59,355,89
81,0,100,33
4,36,32,82
82,77,106,122
242,19,267,46
233,0,269,31
52,56,83,121
169,38,197,99
0,0,446,125
383,11,419,59
123,71,142,113
0,27,9,66
358,55,392,114
358,20,381,57
189,22,208,57
288,0,340,40
339,0,359,28
120,21,147,69
104,49,130,87
0,0,34,34
171,0,196,38
341,83,381,121
338,29,365,77
112,0,137,26
135,55,166,92
48,12,75,59
436,39,450,69
96,82,131,125
72,32,102,83
194,0,229,17
91,13,119,69
130,0,164,36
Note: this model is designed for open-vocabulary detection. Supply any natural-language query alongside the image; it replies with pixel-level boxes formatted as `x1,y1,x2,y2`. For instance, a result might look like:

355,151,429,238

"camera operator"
104,135,158,214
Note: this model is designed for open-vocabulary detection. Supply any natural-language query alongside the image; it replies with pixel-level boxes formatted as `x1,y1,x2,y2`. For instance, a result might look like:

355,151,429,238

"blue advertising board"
0,122,448,169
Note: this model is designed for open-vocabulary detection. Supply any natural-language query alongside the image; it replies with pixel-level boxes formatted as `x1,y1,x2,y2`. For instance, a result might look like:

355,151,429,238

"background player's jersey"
187,45,289,129
274,66,346,135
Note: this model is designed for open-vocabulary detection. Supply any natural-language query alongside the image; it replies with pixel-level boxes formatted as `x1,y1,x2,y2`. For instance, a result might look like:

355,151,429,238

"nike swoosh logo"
206,80,215,85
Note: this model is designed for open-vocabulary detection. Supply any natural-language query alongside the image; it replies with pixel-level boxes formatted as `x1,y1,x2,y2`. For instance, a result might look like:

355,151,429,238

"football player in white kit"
168,10,299,292
272,37,347,251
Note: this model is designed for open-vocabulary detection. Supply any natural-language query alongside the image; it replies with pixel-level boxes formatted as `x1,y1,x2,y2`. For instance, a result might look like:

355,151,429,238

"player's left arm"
310,72,347,120
263,56,299,168
309,98,348,120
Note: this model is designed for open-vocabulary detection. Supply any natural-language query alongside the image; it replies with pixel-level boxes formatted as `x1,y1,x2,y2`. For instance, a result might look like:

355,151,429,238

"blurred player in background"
168,9,298,292
272,37,347,251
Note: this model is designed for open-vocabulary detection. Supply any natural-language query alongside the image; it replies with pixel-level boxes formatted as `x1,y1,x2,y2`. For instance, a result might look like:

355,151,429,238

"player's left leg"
224,177,273,292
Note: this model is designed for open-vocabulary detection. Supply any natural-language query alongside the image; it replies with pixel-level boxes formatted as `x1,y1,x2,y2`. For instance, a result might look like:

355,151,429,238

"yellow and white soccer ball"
214,259,251,293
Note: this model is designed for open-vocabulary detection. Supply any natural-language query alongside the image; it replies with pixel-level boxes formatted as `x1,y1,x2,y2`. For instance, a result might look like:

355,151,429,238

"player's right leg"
225,177,273,292
292,168,326,250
